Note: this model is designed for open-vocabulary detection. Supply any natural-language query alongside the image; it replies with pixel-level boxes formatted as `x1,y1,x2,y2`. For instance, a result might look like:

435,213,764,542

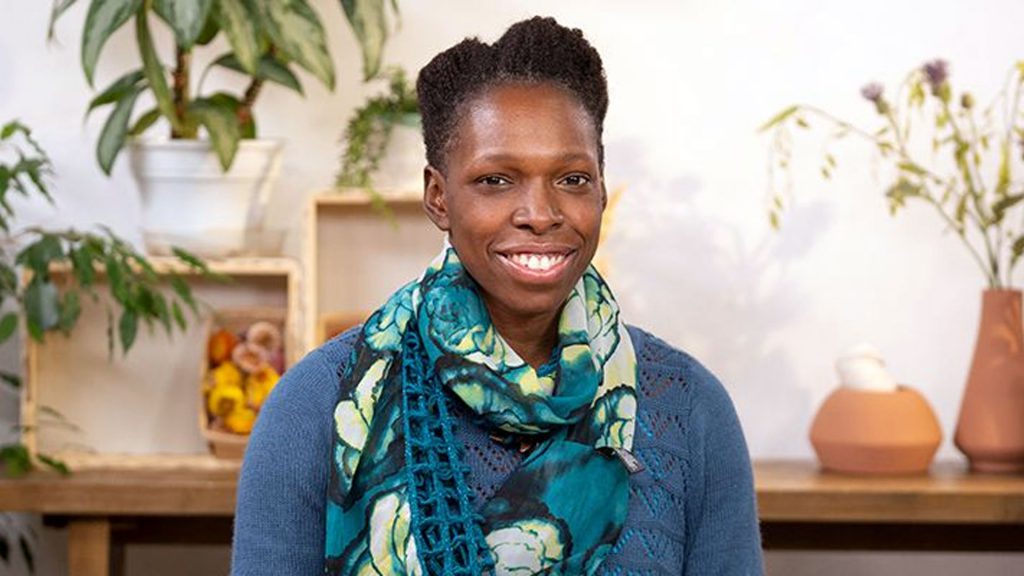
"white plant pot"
371,123,425,193
129,139,283,258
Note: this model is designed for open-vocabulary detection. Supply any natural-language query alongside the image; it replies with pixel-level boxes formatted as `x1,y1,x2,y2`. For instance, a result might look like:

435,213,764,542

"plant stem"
942,100,1001,286
172,47,193,138
238,78,263,130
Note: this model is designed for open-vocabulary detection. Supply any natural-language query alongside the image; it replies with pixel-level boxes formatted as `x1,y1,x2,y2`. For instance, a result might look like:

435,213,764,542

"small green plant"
762,59,1024,289
336,67,419,189
0,511,36,573
0,119,211,476
49,0,398,173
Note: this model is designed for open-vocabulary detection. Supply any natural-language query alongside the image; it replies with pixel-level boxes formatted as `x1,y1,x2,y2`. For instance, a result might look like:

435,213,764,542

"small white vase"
129,139,283,257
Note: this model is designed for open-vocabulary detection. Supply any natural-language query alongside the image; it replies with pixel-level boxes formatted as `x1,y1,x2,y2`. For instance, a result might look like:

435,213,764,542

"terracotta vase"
954,289,1024,472
810,387,942,474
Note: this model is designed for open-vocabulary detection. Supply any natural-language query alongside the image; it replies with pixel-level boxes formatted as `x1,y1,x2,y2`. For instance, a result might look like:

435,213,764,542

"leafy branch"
762,60,1024,288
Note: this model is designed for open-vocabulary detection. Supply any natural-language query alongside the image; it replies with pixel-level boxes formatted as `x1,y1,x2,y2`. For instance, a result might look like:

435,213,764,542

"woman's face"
424,82,605,324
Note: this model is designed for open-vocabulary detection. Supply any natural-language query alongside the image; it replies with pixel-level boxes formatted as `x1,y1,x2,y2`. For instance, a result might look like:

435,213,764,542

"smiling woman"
232,16,763,576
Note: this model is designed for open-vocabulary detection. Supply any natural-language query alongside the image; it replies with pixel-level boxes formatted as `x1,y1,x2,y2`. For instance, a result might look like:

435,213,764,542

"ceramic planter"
810,386,942,474
955,289,1024,472
129,139,282,258
370,121,424,192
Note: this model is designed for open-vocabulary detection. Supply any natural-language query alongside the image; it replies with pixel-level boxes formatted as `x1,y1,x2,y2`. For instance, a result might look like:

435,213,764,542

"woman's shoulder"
627,325,722,393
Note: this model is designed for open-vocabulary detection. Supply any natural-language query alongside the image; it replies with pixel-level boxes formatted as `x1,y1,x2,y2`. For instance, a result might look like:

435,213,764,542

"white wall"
3,0,1023,574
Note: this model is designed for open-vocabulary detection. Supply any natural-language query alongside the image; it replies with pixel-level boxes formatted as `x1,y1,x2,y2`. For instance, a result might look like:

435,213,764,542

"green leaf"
992,193,1024,224
885,178,923,214
997,141,1011,196
254,0,335,89
0,444,32,477
70,246,97,288
190,95,241,170
81,0,141,86
36,452,71,476
105,254,129,302
212,54,304,95
48,0,81,40
897,162,927,177
217,0,260,74
96,85,144,175
16,235,63,277
86,69,146,116
169,275,197,315
0,313,18,344
24,279,60,341
758,105,799,132
118,308,138,353
194,5,220,45
1012,235,1024,272
152,293,172,334
136,9,180,132
340,0,388,80
129,107,161,136
0,371,22,389
154,0,213,49
171,300,186,330
1,121,18,139
59,290,82,333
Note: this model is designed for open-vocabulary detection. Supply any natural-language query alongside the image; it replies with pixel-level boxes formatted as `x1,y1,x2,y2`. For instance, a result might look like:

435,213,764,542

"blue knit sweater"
231,326,763,575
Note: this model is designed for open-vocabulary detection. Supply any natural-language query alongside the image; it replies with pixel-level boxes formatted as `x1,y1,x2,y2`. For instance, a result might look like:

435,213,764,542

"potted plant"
49,0,398,257
761,59,1024,472
336,67,421,195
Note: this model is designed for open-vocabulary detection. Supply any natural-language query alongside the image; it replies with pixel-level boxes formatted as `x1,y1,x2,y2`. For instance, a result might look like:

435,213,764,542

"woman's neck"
486,304,560,369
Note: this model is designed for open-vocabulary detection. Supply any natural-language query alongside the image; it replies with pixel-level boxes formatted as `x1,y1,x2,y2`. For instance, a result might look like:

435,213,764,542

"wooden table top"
2,459,1023,522
755,460,1024,524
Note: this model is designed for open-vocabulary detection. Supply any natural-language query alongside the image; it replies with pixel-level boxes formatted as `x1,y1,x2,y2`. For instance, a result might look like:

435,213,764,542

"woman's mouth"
497,250,575,282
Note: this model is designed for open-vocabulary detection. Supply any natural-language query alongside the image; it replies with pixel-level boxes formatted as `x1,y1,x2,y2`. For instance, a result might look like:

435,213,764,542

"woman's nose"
511,181,564,233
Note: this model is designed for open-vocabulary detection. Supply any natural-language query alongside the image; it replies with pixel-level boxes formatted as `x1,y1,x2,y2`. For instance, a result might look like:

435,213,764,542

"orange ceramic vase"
954,289,1024,472
810,387,942,474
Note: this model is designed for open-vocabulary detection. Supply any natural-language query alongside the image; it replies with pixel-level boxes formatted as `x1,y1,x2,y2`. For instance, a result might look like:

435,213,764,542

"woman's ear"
423,165,451,231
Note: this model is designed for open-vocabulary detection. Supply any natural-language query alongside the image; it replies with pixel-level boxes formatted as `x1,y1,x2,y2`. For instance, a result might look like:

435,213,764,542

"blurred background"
2,0,1023,574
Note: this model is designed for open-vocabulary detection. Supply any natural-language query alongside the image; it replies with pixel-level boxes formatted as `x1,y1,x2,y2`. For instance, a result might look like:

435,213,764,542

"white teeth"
508,253,566,272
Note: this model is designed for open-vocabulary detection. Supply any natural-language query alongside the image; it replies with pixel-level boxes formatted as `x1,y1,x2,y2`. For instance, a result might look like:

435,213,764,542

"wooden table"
1,459,1023,575
0,463,240,576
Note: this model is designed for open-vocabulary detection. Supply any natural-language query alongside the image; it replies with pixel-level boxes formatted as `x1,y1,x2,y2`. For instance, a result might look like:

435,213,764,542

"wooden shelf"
755,459,1024,524
303,191,443,350
312,188,423,206
21,257,302,469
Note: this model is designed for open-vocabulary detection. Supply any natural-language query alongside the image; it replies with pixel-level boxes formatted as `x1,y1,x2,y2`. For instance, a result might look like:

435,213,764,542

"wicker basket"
200,307,288,459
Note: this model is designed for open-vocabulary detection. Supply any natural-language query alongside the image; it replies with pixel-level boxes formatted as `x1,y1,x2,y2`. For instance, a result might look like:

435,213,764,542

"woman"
233,17,763,575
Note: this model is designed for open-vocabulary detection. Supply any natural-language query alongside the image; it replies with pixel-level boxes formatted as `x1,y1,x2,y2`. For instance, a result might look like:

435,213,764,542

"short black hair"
416,16,609,171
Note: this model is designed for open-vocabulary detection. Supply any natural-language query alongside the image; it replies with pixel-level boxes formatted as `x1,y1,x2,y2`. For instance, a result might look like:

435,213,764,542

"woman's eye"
478,175,511,186
559,174,592,187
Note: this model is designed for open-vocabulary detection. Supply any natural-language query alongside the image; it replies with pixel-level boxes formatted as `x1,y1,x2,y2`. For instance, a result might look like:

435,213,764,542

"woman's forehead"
448,83,600,166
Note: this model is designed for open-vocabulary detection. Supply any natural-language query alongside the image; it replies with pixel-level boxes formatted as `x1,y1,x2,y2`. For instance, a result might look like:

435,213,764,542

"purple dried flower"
860,83,884,103
923,59,949,91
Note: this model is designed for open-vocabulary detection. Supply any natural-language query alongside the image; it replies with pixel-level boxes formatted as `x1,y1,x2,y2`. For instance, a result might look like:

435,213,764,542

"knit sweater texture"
231,325,764,575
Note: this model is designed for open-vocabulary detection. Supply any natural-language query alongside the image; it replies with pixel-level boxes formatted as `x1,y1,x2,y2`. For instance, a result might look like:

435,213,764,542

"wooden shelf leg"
68,518,111,576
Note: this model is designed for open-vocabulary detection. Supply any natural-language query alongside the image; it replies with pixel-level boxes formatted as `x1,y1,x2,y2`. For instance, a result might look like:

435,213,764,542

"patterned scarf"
324,247,638,575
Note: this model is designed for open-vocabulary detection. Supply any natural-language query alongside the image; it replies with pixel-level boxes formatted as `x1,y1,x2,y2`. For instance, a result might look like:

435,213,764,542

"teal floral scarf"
325,247,638,575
